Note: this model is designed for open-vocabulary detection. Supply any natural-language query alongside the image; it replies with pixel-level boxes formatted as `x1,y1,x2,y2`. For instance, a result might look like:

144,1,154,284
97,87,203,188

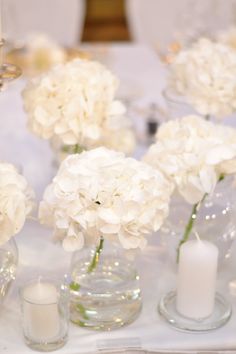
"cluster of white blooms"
0,163,34,246
100,114,136,154
144,115,236,205
22,58,136,154
24,33,66,75
169,38,236,118
39,147,173,251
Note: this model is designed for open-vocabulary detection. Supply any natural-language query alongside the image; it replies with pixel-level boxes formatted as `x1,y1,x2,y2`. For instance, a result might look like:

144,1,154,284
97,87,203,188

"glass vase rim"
0,235,17,248
162,85,190,107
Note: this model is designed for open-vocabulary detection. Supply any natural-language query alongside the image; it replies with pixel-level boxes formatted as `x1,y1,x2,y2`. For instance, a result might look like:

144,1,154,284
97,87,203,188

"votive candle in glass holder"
20,277,69,352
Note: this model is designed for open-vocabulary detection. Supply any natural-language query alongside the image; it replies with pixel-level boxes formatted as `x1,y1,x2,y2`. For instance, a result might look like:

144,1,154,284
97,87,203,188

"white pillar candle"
176,239,218,319
23,281,60,341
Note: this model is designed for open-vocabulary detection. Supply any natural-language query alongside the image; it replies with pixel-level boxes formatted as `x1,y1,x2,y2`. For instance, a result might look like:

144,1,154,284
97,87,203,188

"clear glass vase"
161,177,236,267
69,239,142,330
0,237,18,303
163,86,204,120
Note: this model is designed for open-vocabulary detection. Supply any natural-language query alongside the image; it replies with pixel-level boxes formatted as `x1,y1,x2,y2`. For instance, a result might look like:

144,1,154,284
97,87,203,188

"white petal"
206,146,236,164
62,233,84,252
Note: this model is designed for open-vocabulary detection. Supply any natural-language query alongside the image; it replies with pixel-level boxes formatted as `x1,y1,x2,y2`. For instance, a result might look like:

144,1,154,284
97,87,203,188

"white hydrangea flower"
22,58,136,154
217,27,236,51
24,33,66,75
144,115,236,204
169,38,236,118
39,147,173,251
0,163,35,246
101,114,136,155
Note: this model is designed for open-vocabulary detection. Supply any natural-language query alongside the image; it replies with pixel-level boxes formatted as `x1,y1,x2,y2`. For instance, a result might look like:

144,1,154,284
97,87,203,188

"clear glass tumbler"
20,277,69,352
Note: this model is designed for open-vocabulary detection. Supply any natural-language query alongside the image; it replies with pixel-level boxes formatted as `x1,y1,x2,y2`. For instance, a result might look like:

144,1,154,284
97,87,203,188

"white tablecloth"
1,44,236,354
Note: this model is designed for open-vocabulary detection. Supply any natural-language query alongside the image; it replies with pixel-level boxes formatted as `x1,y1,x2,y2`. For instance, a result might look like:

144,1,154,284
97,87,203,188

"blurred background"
3,0,236,50
2,0,236,182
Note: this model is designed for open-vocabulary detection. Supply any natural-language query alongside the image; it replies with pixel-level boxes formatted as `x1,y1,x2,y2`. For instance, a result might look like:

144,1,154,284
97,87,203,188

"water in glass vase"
160,176,236,268
0,244,18,302
70,243,142,330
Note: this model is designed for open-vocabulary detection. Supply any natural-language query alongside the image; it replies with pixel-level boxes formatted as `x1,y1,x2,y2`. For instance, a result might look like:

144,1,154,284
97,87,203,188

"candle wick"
194,231,201,242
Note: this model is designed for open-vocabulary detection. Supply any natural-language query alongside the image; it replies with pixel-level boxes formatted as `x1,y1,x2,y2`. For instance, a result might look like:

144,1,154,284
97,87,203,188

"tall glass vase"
69,238,142,330
161,177,236,267
163,86,201,120
0,237,18,303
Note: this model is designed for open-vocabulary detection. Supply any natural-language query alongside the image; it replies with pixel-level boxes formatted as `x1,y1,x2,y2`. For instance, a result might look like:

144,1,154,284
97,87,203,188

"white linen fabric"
1,44,236,353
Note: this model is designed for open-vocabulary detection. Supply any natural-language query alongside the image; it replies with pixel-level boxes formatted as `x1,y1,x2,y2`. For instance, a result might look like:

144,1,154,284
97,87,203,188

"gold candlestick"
0,38,21,90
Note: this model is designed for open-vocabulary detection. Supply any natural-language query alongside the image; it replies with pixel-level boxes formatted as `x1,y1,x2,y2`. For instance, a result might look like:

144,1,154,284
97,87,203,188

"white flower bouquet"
169,38,236,118
22,58,135,156
0,163,34,246
39,147,171,328
144,115,236,257
39,147,173,253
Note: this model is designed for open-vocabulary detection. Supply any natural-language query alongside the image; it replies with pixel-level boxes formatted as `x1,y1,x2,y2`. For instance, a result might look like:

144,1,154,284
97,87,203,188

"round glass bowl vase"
0,237,18,303
69,239,142,330
160,177,236,268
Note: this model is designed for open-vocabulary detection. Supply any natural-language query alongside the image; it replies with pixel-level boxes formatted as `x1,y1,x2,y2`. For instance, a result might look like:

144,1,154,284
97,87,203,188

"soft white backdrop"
2,0,85,45
3,0,236,48
126,0,236,49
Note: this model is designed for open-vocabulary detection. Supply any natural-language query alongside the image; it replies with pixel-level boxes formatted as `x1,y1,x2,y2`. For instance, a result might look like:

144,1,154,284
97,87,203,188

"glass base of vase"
70,251,142,331
70,301,142,331
158,291,232,332
24,334,68,352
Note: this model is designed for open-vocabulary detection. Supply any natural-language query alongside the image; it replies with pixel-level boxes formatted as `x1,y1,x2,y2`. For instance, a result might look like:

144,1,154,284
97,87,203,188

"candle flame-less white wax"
176,239,218,319
23,281,60,341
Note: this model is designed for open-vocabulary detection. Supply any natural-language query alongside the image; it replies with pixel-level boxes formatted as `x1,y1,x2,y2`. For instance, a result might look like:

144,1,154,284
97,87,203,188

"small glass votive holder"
19,277,69,352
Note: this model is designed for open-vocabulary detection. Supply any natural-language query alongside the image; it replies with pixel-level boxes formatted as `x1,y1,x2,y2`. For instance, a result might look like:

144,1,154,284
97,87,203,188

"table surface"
1,43,236,354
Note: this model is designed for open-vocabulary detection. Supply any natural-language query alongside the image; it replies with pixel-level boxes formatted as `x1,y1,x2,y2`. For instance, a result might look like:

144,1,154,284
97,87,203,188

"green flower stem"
177,173,225,263
76,303,90,320
219,173,225,182
69,237,104,322
176,174,225,262
73,144,83,154
177,194,207,263
176,202,198,263
62,144,84,154
87,237,104,273
70,281,80,291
